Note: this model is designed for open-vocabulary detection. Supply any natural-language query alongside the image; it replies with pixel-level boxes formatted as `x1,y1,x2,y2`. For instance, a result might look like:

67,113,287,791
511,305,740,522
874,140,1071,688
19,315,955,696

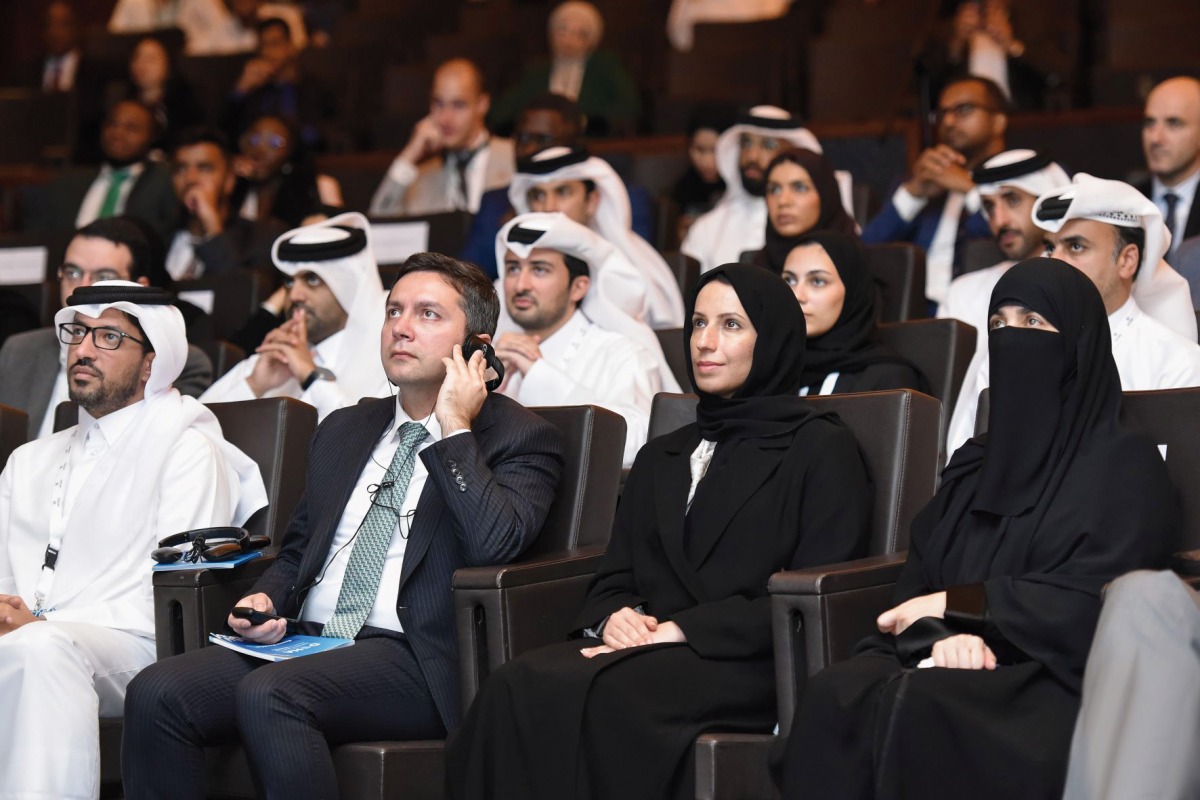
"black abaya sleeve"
671,424,872,660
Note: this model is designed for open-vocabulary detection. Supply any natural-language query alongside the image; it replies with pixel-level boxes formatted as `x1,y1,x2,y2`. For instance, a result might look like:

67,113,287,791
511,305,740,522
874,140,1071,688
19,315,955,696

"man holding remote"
121,252,565,799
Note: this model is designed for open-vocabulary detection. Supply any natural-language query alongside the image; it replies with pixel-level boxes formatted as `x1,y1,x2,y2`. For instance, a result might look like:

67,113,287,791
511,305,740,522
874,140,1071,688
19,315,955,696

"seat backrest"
368,212,474,267
648,390,940,554
975,387,1200,552
863,243,927,322
653,328,692,392
198,339,247,381
660,251,700,298
524,405,626,555
175,271,266,341
206,398,317,546
875,318,976,419
55,397,318,546
0,403,29,470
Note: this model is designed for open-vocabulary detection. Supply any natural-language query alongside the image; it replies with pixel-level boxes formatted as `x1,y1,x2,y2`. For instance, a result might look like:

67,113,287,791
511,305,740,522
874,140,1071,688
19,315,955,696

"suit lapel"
27,330,62,434
685,437,791,569
297,400,393,584
655,428,708,602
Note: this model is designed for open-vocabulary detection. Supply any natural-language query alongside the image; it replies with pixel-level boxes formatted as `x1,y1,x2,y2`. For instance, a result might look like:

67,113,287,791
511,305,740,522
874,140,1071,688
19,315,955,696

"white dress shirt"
1153,169,1200,256
42,50,80,93
300,396,466,632
36,346,71,441
945,294,1200,456
165,228,208,280
499,310,661,467
75,162,145,229
371,132,495,215
891,184,983,305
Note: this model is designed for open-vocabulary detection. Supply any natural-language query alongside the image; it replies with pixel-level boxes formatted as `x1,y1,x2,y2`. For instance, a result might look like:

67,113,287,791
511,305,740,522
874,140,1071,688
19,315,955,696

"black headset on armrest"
152,527,271,564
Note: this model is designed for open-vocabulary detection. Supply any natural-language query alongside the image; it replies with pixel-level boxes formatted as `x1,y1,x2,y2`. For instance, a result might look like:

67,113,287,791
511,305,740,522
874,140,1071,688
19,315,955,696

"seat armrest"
1170,549,1200,577
153,556,278,659
768,552,907,595
769,553,907,736
453,547,606,710
452,546,606,590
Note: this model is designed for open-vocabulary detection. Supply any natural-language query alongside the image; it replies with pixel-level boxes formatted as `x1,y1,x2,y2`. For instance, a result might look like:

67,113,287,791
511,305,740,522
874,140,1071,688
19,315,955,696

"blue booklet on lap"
209,633,354,661
153,551,263,572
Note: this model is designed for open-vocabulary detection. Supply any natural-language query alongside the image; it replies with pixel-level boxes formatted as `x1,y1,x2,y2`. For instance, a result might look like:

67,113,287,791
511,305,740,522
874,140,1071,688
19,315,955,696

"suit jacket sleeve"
419,409,565,566
861,185,923,245
671,425,873,659
176,345,215,398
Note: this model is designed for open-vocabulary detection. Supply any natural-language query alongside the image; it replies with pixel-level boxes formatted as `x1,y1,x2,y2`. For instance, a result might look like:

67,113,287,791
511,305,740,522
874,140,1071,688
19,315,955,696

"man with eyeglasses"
0,217,214,440
370,58,515,218
164,126,284,280
681,106,826,274
200,212,390,420
0,280,266,800
862,75,1009,308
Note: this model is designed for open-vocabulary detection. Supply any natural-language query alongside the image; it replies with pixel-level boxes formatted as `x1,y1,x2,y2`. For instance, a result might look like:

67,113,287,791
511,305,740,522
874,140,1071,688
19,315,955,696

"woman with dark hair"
446,263,873,800
118,36,203,150
777,258,1180,800
230,114,342,228
749,148,858,273
784,231,926,395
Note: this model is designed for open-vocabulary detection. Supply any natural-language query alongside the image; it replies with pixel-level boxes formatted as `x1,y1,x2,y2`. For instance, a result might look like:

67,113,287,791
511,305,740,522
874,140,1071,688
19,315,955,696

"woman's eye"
724,319,740,329
783,275,797,287
988,317,1005,330
810,277,826,287
792,182,810,192
692,318,705,329
1027,316,1042,326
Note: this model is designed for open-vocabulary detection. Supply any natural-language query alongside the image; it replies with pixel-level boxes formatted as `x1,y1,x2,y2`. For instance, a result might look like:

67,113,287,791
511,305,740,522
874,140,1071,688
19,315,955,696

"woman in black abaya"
777,258,1181,800
785,232,927,396
446,263,873,800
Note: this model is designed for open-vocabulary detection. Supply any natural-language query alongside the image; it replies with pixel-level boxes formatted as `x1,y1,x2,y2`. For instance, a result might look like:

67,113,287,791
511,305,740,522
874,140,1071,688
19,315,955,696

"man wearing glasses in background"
0,218,213,440
200,212,391,421
862,75,1009,308
0,280,266,800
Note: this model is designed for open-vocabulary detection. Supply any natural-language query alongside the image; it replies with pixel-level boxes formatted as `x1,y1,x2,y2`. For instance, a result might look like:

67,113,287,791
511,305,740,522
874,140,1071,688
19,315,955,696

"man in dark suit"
0,218,213,440
23,100,179,244
1136,76,1200,262
121,252,565,798
861,75,1007,307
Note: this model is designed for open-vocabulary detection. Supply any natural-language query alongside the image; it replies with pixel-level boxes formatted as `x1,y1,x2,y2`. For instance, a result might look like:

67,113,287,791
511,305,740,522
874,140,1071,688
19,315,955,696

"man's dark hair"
397,252,500,337
581,178,597,197
1114,224,1147,275
563,253,589,282
73,217,152,282
519,92,585,136
256,16,292,40
944,74,1010,115
172,126,232,160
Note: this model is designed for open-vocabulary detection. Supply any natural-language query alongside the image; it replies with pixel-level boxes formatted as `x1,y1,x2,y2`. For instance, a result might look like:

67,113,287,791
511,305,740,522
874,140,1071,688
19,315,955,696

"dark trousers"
121,630,445,800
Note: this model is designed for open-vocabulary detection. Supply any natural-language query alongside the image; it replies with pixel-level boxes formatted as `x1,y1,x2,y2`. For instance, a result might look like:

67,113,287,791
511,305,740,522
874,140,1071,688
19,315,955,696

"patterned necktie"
322,421,428,639
99,169,131,218
1163,192,1180,259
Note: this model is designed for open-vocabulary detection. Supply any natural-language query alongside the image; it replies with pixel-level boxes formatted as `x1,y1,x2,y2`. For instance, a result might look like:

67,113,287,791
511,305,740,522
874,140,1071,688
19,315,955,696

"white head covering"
973,149,1070,201
1033,173,1198,340
55,281,187,398
271,211,390,403
549,1,603,52
46,281,268,633
495,212,681,392
714,106,823,206
509,147,685,328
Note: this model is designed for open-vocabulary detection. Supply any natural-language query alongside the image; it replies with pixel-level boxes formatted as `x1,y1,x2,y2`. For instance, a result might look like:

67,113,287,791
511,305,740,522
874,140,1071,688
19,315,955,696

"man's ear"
569,275,590,305
141,351,156,383
477,91,492,119
585,188,601,220
1117,244,1141,282
993,112,1009,139
473,333,492,344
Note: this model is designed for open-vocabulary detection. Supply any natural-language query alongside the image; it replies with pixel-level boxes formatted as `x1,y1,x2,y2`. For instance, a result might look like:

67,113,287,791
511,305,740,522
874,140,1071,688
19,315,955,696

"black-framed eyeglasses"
282,273,324,290
58,322,147,351
931,102,997,124
58,265,122,284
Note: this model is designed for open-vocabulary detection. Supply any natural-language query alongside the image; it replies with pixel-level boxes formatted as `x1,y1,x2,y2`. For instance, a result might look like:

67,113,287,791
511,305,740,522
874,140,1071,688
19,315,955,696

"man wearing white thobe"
494,213,680,467
200,212,390,421
0,281,266,800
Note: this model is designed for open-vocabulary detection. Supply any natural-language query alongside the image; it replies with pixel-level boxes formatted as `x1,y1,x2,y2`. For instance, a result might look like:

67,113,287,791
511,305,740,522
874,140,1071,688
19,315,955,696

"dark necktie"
1163,192,1180,259
450,146,483,210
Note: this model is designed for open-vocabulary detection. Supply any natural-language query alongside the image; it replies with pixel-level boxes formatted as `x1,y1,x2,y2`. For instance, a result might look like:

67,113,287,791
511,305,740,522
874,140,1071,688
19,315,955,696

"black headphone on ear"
464,334,505,392
151,527,271,564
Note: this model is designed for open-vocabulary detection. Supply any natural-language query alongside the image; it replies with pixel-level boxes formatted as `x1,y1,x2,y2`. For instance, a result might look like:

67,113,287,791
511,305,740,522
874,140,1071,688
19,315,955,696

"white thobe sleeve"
681,211,718,274
43,430,237,636
945,354,990,458
303,377,363,421
199,356,259,405
0,462,15,596
369,157,419,217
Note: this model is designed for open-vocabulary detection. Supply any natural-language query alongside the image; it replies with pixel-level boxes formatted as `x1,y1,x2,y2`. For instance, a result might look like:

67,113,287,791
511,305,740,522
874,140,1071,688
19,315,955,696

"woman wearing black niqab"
777,258,1181,800
446,264,873,800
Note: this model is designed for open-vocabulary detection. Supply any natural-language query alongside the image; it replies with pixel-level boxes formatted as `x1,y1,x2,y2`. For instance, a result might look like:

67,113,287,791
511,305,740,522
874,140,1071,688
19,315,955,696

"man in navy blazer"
121,251,565,798
862,76,1008,308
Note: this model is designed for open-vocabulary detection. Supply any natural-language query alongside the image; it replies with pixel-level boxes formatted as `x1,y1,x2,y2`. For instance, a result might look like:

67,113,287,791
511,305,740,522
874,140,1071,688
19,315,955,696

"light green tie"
322,422,428,639
98,169,131,218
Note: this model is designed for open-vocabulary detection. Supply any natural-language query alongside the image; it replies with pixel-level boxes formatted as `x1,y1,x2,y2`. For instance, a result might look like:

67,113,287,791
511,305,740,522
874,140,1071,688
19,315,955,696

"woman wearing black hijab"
777,258,1180,800
446,263,872,800
786,231,926,395
746,148,858,273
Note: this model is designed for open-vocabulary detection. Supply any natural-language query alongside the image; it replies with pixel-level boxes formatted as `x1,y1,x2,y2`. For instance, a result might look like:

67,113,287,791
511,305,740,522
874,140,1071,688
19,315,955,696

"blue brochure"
153,551,263,572
208,633,354,662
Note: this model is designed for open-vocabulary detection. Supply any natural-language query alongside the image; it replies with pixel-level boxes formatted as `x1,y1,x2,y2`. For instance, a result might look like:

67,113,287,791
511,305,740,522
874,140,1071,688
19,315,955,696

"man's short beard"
740,169,766,197
509,298,570,335
68,360,142,418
